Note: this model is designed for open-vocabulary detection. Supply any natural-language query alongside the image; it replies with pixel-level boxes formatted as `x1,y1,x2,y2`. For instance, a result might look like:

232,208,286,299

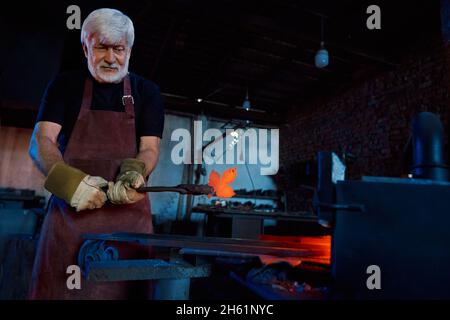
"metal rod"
136,184,213,195
82,233,326,258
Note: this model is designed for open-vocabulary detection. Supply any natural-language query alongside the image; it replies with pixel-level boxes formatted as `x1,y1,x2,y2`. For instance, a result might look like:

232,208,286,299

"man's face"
83,34,131,83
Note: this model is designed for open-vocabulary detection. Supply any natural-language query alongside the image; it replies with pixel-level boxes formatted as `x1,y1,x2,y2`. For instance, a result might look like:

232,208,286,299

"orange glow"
208,168,237,198
259,235,331,266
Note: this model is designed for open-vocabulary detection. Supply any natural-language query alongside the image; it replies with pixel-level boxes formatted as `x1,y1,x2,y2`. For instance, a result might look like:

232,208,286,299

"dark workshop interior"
1,0,450,301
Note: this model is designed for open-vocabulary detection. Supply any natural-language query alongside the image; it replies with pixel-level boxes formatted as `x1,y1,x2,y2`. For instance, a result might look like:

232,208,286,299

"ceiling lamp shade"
243,89,251,111
315,41,329,68
315,15,329,69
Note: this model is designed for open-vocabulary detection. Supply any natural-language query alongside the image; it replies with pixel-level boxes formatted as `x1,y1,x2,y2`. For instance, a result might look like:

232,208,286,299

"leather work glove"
44,162,108,212
107,158,146,204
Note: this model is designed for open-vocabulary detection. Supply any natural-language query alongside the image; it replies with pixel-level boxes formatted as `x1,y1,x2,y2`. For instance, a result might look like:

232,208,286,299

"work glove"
107,158,146,204
44,162,108,212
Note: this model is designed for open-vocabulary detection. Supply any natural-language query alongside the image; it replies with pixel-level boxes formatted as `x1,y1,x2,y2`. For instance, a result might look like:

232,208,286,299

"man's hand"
118,170,145,189
70,176,108,211
106,180,145,204
44,162,108,212
107,158,146,204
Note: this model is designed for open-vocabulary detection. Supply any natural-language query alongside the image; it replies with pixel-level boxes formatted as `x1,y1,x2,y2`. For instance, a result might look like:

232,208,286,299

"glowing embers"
258,235,332,266
208,167,237,198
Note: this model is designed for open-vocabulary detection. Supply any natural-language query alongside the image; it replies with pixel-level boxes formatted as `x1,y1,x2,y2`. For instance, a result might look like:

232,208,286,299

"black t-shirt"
36,70,164,154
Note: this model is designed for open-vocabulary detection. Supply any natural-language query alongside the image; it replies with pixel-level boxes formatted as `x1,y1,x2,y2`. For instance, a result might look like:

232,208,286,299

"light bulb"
315,42,329,68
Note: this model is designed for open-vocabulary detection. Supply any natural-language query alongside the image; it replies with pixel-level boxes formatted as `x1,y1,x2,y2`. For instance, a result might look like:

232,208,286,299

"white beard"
88,57,130,83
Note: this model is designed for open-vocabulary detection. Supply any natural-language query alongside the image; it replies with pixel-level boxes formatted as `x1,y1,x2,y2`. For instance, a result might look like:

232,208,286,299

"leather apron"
29,76,154,299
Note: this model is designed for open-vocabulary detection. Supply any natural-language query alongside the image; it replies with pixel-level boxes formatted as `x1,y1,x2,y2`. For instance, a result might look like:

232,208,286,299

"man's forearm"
136,148,159,177
29,134,63,176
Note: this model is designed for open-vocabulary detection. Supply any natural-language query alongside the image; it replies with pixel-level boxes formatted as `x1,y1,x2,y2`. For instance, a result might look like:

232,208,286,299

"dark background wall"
2,29,64,104
279,36,450,211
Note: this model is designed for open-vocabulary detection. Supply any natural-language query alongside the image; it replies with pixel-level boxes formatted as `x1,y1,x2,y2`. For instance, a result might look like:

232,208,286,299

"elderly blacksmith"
28,8,164,299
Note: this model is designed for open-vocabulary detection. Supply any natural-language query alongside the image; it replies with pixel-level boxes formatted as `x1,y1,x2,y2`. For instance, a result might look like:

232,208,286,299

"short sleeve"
138,81,165,138
36,76,65,126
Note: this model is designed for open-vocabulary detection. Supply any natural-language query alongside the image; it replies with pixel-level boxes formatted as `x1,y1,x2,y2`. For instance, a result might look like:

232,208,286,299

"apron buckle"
122,95,134,105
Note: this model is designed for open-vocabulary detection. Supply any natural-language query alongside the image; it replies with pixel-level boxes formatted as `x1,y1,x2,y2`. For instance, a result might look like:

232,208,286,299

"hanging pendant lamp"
315,16,329,68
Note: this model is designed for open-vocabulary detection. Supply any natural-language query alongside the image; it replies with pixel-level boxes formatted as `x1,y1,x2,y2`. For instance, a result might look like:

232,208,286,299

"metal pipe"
411,112,449,181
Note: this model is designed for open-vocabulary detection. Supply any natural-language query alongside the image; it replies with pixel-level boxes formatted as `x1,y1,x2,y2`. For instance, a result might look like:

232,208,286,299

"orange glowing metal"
208,168,237,198
259,235,332,266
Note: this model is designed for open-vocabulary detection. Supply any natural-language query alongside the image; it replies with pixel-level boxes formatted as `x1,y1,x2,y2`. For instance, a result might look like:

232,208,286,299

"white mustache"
99,63,119,70
88,56,130,83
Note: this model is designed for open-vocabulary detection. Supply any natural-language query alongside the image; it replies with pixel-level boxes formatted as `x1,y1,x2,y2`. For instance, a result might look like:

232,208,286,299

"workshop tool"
136,184,213,195
101,184,213,196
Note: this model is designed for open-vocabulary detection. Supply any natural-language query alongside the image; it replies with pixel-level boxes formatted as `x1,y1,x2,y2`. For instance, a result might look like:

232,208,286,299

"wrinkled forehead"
87,32,128,47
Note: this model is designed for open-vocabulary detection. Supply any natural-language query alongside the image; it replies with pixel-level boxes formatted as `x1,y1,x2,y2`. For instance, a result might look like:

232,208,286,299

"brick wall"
279,38,450,211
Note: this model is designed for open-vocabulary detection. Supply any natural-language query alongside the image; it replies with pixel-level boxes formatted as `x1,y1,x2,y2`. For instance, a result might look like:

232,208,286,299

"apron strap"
79,78,93,119
79,75,135,120
122,75,135,117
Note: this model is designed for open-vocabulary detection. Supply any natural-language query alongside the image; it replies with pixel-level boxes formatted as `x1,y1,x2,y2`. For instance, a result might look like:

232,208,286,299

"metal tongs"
101,184,213,196
135,184,213,195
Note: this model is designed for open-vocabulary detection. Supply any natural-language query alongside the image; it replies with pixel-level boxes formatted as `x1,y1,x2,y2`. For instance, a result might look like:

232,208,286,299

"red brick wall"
280,38,449,211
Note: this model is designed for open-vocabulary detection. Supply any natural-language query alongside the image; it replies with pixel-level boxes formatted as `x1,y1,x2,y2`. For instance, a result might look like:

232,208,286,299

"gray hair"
81,8,134,48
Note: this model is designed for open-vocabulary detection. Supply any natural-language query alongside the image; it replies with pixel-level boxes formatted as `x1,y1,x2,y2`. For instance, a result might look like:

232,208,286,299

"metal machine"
317,112,450,299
